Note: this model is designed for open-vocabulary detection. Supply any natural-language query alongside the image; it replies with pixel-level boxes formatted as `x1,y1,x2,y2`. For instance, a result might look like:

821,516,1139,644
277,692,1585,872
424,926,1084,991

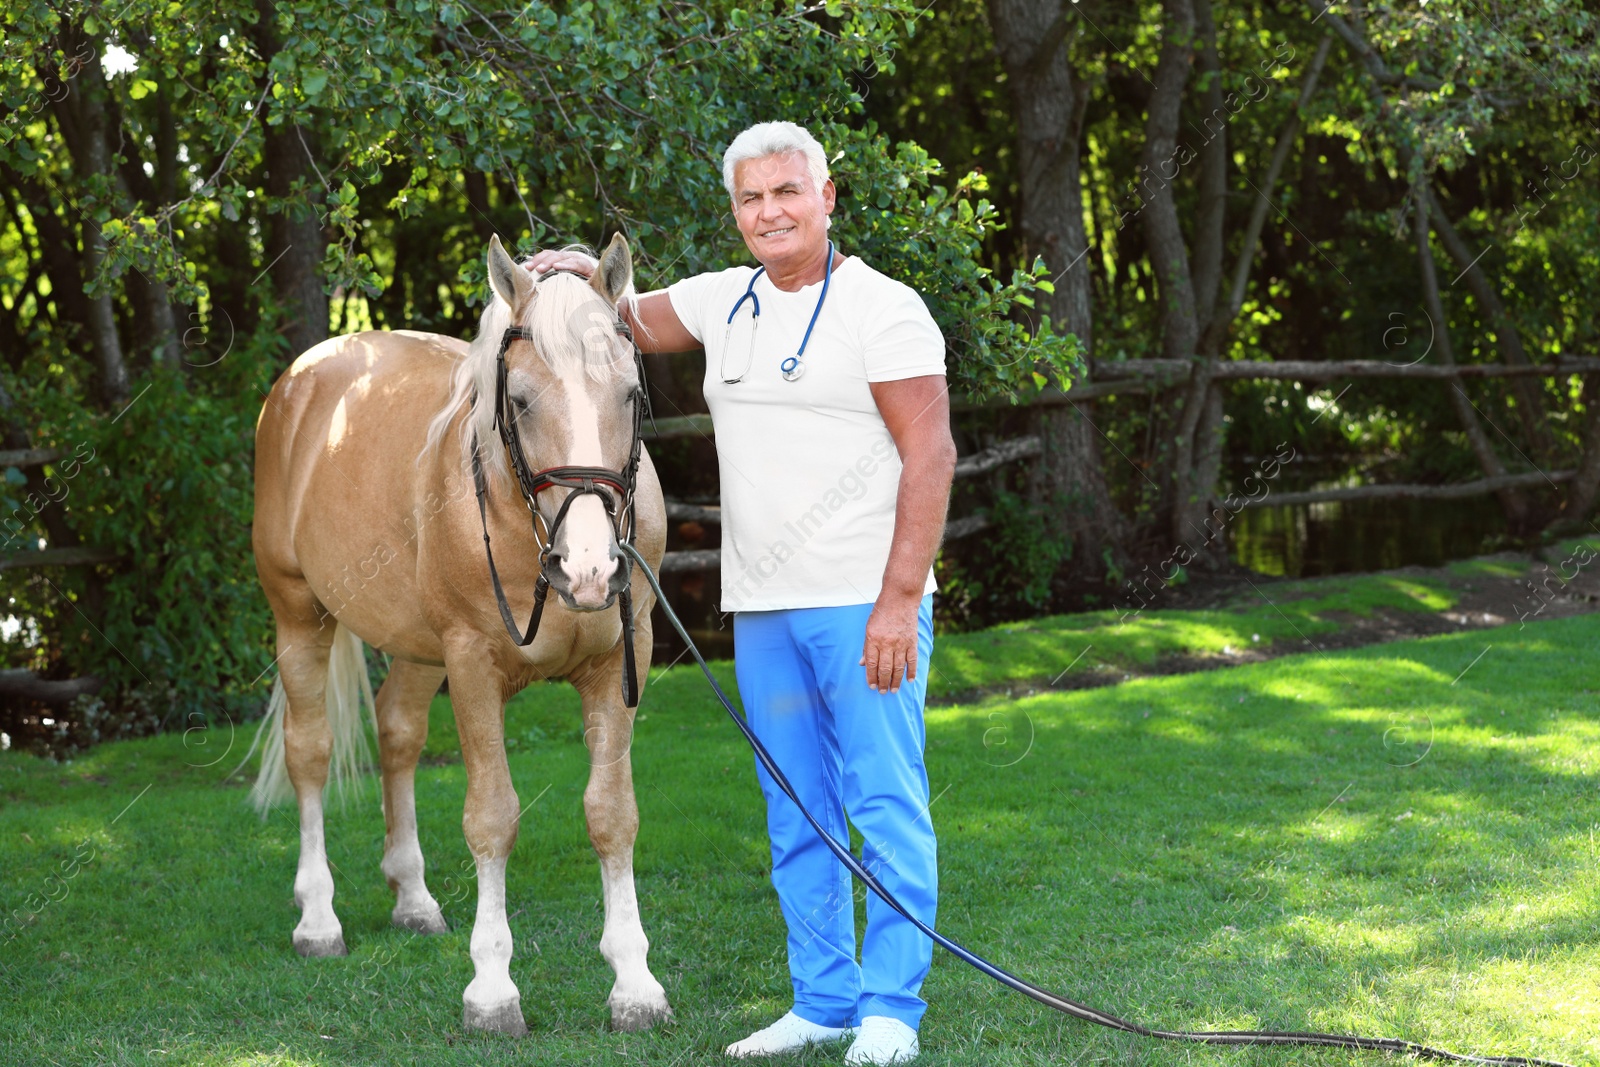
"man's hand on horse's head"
523,249,598,278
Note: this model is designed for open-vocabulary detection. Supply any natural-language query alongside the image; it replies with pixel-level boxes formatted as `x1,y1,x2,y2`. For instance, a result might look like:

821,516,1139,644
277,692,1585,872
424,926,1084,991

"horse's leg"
576,645,673,1031
275,612,346,957
444,645,527,1035
377,659,449,934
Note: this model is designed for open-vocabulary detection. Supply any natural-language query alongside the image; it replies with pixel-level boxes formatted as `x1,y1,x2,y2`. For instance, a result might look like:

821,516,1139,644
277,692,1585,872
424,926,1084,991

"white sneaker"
844,1016,919,1065
725,1011,855,1058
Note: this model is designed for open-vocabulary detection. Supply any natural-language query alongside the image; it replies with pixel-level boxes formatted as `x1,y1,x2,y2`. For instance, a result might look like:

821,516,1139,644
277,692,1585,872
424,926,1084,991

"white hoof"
292,914,347,957
293,931,348,957
463,995,527,1035
392,904,448,934
608,978,673,1031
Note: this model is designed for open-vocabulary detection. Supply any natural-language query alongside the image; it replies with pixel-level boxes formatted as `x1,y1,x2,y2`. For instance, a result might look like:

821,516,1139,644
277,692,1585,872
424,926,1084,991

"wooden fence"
4,355,1595,575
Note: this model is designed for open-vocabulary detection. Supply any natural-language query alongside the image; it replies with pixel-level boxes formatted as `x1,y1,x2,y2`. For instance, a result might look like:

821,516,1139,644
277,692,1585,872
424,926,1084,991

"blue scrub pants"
733,595,938,1031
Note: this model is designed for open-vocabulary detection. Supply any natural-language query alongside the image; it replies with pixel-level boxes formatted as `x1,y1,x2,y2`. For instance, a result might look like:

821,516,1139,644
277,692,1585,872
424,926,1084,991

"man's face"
730,151,836,273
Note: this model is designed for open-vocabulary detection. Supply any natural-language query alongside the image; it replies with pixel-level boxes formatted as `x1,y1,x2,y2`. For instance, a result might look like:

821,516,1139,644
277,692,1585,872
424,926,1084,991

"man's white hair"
721,122,829,200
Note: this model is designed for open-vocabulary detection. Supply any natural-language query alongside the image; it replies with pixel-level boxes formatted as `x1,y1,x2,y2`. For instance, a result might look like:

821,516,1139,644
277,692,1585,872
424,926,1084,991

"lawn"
923,571,1460,698
2,598,1596,1066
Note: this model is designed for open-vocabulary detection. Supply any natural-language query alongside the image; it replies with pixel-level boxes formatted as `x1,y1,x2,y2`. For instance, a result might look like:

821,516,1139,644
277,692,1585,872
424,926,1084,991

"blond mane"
423,261,627,485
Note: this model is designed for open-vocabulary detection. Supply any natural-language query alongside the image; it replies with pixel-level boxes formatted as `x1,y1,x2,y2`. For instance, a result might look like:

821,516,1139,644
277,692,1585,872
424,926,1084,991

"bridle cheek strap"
471,317,648,708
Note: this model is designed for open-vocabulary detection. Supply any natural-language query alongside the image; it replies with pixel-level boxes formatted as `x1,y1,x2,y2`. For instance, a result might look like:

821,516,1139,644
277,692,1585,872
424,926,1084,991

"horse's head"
485,233,640,612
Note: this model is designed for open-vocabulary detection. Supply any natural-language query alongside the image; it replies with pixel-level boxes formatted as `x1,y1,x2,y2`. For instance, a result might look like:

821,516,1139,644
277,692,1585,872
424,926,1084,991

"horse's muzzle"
546,544,629,612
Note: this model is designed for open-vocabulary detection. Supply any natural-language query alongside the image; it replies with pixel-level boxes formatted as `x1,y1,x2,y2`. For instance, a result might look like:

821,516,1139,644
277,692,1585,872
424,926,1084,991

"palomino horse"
249,234,671,1034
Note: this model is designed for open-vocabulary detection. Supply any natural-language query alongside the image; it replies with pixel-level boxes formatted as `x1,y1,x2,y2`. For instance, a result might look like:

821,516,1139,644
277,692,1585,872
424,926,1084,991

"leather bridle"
470,270,649,707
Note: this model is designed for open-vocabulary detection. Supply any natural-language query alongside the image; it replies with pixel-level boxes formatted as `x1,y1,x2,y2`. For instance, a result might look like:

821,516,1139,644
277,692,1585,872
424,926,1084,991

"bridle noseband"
471,269,650,707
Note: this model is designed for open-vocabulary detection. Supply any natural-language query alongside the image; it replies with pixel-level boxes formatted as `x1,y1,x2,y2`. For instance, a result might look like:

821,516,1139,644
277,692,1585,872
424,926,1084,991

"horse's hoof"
609,995,674,1032
293,933,348,958
464,998,528,1036
393,907,448,935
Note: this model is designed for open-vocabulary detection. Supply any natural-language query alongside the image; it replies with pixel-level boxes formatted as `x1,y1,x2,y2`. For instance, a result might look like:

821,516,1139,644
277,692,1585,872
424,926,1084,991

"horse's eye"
510,394,533,417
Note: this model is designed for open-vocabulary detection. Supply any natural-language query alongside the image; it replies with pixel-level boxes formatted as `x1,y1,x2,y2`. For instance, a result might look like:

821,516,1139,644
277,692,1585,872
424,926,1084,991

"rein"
616,540,1573,1067
471,270,648,707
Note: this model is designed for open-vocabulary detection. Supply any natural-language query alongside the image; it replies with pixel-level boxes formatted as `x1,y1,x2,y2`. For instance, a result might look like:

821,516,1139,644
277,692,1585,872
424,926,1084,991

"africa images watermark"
1,783,150,951
1115,441,1297,622
1509,538,1599,630
1109,41,1297,235
719,435,900,606
2,441,97,552
1510,128,1598,235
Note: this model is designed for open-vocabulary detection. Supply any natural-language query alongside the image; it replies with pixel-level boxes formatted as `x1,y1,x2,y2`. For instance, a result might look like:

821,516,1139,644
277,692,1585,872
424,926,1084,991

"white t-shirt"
666,255,947,612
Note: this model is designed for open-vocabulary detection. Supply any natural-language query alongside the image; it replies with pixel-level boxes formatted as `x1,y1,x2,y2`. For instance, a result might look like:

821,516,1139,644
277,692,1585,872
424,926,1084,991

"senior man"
526,121,955,1065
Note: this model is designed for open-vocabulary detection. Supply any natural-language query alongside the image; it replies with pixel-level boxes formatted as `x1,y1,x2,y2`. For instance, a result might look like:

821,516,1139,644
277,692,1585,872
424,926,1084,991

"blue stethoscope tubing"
724,240,835,382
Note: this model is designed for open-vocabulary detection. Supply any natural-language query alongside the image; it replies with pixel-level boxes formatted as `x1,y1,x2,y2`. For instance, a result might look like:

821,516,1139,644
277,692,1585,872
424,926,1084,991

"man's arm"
522,248,700,354
860,374,957,694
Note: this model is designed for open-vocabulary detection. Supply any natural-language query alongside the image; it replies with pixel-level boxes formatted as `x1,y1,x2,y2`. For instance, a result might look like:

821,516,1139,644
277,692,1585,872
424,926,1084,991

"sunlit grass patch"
926,573,1461,697
1447,557,1529,579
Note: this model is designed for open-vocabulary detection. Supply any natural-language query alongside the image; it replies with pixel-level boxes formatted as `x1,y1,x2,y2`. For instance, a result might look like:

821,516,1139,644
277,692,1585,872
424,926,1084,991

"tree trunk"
56,36,130,408
1140,0,1199,364
1134,0,1209,548
252,0,328,364
464,170,495,242
1175,0,1230,564
988,0,1128,575
1190,0,1226,338
1424,185,1552,458
987,0,1092,348
1414,191,1529,528
1034,402,1130,577
261,120,328,362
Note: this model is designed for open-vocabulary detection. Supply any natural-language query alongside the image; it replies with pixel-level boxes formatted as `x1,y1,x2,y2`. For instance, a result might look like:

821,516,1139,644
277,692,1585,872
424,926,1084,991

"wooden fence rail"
646,359,1600,435
1243,469,1572,508
0,547,122,572
0,448,64,467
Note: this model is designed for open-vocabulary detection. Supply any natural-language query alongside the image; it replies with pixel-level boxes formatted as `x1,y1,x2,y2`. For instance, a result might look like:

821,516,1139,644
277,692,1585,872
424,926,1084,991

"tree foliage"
0,0,1079,721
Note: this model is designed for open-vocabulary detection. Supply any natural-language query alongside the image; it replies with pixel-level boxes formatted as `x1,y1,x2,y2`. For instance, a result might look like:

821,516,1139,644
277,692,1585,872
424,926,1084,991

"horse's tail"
245,622,378,817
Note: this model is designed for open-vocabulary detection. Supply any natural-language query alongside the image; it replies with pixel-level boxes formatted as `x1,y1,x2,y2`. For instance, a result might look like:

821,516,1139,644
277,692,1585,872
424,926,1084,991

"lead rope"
617,541,1571,1067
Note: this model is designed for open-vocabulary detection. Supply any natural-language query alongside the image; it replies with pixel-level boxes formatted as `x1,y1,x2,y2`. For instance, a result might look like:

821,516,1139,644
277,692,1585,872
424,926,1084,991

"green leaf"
128,79,158,101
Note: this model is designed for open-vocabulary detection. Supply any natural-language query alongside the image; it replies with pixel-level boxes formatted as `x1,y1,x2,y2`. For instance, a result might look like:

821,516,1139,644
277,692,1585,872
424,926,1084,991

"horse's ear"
486,234,534,310
591,232,633,305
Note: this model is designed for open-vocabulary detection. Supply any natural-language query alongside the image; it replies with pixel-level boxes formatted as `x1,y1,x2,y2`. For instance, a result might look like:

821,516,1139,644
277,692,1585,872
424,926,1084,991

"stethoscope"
721,240,835,384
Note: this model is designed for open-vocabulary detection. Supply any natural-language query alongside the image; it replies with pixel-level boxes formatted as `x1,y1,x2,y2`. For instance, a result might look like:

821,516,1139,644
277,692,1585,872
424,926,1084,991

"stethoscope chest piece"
723,240,834,386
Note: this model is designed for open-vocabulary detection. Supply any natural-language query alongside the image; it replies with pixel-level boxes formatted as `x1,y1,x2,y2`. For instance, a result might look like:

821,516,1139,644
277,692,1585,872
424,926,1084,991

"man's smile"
759,226,796,237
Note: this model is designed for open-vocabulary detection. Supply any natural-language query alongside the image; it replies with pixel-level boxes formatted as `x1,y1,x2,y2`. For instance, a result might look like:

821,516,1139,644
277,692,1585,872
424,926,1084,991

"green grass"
2,606,1596,1066
925,572,1457,698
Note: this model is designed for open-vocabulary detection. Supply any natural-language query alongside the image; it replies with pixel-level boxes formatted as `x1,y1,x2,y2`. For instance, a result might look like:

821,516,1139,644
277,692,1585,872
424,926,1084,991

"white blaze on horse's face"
529,318,633,611
487,235,638,612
